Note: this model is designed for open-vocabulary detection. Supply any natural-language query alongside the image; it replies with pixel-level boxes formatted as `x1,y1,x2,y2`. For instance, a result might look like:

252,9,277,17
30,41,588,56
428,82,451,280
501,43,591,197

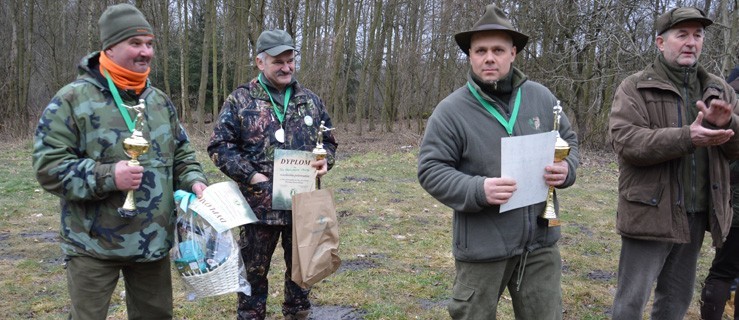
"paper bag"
291,188,341,288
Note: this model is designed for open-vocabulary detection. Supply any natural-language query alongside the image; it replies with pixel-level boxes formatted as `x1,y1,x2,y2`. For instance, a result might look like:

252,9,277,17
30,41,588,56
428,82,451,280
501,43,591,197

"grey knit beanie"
99,3,154,50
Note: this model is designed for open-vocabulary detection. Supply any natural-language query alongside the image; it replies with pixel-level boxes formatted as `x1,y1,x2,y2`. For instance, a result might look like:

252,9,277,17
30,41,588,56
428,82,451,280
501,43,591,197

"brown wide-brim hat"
454,4,529,55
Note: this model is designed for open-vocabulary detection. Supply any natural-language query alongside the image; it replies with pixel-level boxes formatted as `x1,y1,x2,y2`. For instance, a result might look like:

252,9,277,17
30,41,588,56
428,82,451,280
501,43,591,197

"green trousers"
65,255,173,320
448,245,562,320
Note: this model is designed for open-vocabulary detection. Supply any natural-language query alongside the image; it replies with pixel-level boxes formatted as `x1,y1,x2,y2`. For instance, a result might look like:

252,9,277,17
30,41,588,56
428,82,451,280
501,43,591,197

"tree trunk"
357,0,384,134
340,0,361,131
159,0,172,96
381,0,397,133
179,0,191,123
196,0,214,131
328,0,346,122
211,0,219,121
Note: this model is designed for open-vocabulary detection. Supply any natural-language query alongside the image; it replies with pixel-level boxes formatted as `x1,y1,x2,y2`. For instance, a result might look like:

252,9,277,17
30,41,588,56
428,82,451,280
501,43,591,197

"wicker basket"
180,243,242,297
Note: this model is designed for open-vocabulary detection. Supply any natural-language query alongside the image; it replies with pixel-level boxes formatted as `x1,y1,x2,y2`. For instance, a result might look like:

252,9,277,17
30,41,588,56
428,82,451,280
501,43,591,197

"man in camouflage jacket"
208,29,337,320
32,4,207,319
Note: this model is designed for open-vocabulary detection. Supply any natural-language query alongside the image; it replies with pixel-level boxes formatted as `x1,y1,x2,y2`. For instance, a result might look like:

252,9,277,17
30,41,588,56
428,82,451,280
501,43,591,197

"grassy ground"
0,127,723,319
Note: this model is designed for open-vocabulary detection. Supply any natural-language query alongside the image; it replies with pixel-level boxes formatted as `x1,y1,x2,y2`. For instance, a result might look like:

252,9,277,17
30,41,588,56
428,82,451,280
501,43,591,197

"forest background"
1,0,738,145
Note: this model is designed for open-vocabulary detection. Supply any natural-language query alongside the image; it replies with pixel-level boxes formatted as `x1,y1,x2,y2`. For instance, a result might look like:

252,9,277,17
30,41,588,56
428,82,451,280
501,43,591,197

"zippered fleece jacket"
32,52,208,262
418,68,579,262
609,59,739,247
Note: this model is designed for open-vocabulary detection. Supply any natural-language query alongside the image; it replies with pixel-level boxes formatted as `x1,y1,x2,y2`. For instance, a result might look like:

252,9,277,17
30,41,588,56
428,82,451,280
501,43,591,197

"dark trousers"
65,255,173,320
237,224,310,320
448,245,563,320
701,226,739,320
612,212,707,320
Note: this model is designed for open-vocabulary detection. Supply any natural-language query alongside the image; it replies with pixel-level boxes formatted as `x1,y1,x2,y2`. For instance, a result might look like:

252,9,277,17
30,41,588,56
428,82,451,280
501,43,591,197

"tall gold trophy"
312,121,333,190
117,99,150,218
541,101,570,227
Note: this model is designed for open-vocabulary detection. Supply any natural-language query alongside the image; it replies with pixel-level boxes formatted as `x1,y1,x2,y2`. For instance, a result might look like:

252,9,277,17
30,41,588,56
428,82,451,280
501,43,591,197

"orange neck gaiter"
99,51,149,95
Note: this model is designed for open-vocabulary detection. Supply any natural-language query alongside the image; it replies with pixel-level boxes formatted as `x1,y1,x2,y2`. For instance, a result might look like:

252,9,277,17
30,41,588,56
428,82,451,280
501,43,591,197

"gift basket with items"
171,181,258,300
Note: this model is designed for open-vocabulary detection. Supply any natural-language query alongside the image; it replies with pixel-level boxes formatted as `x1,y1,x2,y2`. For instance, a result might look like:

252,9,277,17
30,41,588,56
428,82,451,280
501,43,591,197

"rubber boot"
701,278,733,320
284,310,310,320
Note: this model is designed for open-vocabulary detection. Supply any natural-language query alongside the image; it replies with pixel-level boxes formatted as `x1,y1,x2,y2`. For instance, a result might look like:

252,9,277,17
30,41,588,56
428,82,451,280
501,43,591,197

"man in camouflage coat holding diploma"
208,29,337,320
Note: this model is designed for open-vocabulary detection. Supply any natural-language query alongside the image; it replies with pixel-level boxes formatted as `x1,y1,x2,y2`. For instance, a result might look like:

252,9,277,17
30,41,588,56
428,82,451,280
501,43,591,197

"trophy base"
546,218,560,227
117,208,139,218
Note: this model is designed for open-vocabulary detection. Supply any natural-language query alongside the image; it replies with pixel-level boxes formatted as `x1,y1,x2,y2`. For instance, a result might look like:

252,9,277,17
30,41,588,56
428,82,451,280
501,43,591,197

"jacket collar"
467,66,527,101
637,56,724,95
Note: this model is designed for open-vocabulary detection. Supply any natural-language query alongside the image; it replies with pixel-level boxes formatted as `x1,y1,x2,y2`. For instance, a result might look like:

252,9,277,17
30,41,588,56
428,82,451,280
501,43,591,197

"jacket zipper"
524,206,535,249
683,69,697,213
675,95,684,209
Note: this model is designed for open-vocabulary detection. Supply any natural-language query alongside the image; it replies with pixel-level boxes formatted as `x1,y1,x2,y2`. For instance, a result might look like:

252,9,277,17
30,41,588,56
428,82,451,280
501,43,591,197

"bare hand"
192,182,207,199
690,111,734,147
312,158,328,177
114,160,144,191
696,99,733,128
544,161,569,187
483,177,517,205
249,172,269,184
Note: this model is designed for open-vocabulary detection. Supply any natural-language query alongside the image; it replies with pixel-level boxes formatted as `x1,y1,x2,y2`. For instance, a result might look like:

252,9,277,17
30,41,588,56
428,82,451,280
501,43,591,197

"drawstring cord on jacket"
515,250,530,292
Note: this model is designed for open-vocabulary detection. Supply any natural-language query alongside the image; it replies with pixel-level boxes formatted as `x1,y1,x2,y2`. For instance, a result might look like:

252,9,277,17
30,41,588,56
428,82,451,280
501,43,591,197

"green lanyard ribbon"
467,81,521,136
258,74,292,124
103,70,140,133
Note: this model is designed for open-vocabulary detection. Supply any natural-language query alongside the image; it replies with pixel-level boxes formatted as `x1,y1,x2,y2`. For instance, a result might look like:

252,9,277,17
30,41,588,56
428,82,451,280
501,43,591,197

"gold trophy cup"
542,101,570,227
117,99,150,218
312,121,333,189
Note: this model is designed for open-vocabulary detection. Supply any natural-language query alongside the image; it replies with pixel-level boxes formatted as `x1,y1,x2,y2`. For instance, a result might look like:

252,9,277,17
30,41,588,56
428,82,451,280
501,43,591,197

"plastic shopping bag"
171,188,252,300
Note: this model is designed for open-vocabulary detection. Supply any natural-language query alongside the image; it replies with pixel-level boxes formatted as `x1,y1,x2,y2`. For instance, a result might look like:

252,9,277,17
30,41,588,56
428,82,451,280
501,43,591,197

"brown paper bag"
291,188,341,289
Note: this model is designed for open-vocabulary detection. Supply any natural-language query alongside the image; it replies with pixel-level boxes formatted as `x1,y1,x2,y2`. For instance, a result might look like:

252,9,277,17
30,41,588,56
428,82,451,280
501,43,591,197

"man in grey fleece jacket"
417,4,579,320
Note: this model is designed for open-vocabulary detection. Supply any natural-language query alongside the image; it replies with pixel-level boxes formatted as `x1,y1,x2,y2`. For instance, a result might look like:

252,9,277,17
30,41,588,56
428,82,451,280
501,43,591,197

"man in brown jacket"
608,7,739,319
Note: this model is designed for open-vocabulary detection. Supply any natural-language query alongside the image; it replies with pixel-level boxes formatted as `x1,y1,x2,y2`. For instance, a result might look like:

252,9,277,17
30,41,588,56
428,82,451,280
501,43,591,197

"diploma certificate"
272,149,317,210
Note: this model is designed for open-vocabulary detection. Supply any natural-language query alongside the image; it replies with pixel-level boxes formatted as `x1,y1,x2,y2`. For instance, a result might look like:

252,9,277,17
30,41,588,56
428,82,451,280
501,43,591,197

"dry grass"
0,124,726,319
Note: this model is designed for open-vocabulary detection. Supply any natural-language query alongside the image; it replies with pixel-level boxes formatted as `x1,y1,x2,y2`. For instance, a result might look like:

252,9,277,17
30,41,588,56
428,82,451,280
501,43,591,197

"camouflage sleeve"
32,95,118,201
207,92,257,184
167,98,208,191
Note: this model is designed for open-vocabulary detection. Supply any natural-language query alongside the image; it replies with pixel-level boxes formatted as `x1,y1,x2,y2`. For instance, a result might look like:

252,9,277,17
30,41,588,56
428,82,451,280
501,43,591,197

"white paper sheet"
499,131,557,213
188,181,259,233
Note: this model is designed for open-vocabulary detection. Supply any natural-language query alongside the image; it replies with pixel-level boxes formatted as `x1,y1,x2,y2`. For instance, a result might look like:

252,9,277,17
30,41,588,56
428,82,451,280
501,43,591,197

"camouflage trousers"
238,224,311,320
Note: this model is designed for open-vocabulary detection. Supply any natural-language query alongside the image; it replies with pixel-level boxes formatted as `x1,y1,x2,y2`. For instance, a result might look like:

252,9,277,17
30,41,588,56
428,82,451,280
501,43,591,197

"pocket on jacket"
624,182,663,206
618,182,673,237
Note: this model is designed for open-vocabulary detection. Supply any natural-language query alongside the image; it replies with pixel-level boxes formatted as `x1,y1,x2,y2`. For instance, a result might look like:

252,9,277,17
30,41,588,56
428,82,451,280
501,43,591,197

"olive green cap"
256,29,295,56
655,7,712,35
99,3,154,50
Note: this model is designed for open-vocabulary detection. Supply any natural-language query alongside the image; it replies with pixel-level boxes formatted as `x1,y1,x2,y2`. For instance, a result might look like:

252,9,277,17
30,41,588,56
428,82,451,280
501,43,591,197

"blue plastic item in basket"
175,240,207,274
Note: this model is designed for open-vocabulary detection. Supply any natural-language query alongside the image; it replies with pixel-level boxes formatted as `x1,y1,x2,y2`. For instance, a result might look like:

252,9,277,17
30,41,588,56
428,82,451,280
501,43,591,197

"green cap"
256,29,295,56
655,7,712,35
99,4,154,50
